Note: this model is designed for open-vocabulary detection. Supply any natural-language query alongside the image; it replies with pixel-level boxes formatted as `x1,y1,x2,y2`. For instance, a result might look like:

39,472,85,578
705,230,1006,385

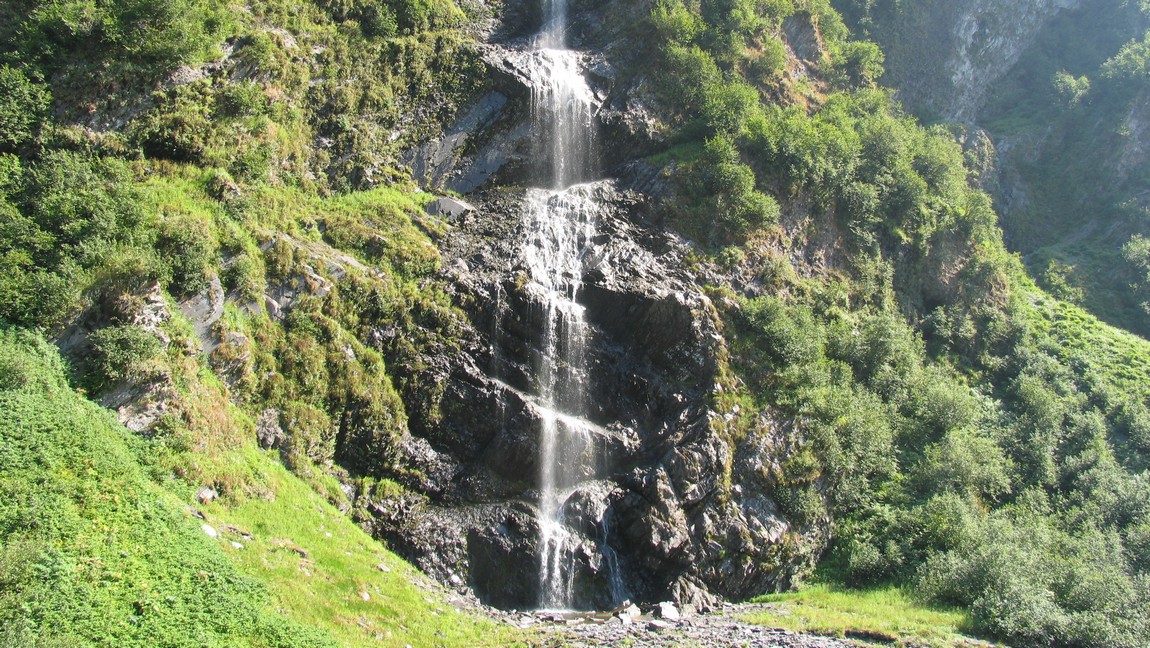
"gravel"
500,603,857,647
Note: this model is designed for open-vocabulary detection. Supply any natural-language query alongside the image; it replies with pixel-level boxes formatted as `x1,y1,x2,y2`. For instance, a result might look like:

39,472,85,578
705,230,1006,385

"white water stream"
520,0,624,610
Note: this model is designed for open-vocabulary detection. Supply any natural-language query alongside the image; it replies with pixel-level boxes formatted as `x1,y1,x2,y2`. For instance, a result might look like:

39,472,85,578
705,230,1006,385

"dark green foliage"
729,261,1150,646
1123,234,1150,315
156,212,218,296
133,88,213,163
88,324,163,384
0,66,50,151
0,151,150,328
215,81,269,119
14,0,226,75
917,509,1149,648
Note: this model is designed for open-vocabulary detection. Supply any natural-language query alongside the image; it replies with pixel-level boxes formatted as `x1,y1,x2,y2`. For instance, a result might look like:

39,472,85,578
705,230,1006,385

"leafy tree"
1053,70,1091,106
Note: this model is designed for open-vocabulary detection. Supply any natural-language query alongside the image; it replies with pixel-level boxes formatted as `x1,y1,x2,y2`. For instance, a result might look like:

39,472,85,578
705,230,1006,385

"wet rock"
364,0,831,612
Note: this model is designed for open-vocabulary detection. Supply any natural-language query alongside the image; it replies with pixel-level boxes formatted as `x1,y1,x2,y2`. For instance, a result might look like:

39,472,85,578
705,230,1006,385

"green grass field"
749,584,994,647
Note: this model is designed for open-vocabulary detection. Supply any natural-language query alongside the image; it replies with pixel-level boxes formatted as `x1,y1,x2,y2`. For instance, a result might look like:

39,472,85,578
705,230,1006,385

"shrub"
832,40,885,87
0,267,78,329
282,401,336,469
89,324,163,384
746,36,788,81
27,151,145,255
156,212,217,296
651,0,704,44
216,81,268,119
741,296,822,366
22,0,225,73
133,97,212,163
0,66,50,151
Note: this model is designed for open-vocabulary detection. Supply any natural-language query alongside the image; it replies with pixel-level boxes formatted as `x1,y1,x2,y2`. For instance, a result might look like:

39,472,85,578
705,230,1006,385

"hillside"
1,0,1149,647
834,0,1150,336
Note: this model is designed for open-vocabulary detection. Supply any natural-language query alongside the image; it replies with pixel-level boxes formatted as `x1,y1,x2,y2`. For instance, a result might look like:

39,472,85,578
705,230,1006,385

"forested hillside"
2,0,1149,647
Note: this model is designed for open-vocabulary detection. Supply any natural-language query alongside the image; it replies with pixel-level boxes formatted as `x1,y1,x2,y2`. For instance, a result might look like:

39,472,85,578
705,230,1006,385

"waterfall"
525,188,596,610
518,0,622,610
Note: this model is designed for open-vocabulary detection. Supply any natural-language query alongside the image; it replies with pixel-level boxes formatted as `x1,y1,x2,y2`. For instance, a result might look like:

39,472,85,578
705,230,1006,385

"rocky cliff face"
357,0,827,610
864,0,1079,122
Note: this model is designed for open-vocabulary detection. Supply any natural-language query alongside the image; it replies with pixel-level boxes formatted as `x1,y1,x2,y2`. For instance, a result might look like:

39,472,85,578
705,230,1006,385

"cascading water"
518,0,624,610
525,188,596,610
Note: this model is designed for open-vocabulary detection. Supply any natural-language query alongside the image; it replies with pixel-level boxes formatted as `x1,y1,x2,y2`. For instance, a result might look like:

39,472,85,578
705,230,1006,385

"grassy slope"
201,453,524,647
0,328,527,647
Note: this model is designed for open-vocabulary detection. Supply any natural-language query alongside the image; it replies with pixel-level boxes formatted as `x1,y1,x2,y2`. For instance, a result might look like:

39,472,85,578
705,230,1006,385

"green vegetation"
0,0,510,644
837,0,1150,336
2,0,1150,646
749,584,975,647
0,327,524,646
202,457,521,647
637,2,1150,646
0,328,333,646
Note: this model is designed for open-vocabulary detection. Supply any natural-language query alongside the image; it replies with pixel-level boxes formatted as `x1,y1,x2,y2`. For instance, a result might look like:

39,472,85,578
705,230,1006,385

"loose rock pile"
499,601,855,648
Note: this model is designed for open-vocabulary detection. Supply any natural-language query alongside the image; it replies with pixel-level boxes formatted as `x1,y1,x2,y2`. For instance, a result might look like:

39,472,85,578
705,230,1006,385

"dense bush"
15,0,226,74
729,255,1150,646
157,211,218,296
0,66,49,151
89,324,164,384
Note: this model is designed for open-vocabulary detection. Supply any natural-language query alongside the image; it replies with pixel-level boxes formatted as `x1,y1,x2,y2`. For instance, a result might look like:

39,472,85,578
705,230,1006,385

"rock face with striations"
357,0,827,611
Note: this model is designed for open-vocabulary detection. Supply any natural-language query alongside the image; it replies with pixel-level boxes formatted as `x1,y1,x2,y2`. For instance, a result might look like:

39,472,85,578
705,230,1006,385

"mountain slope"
0,1,1149,647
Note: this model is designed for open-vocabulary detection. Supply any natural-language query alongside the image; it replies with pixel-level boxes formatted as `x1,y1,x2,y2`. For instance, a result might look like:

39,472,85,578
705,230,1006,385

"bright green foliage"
1103,30,1150,79
681,136,781,241
750,583,974,647
0,328,334,646
202,459,523,647
1052,70,1091,106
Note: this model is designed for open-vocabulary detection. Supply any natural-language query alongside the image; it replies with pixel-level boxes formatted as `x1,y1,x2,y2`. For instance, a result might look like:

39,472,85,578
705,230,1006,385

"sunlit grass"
202,451,534,647
748,584,993,647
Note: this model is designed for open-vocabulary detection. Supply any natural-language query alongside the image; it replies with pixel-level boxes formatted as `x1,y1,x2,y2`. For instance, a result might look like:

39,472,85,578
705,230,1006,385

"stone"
655,601,680,621
201,524,218,539
264,296,281,320
426,197,477,219
255,408,285,450
358,0,832,612
196,486,218,504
